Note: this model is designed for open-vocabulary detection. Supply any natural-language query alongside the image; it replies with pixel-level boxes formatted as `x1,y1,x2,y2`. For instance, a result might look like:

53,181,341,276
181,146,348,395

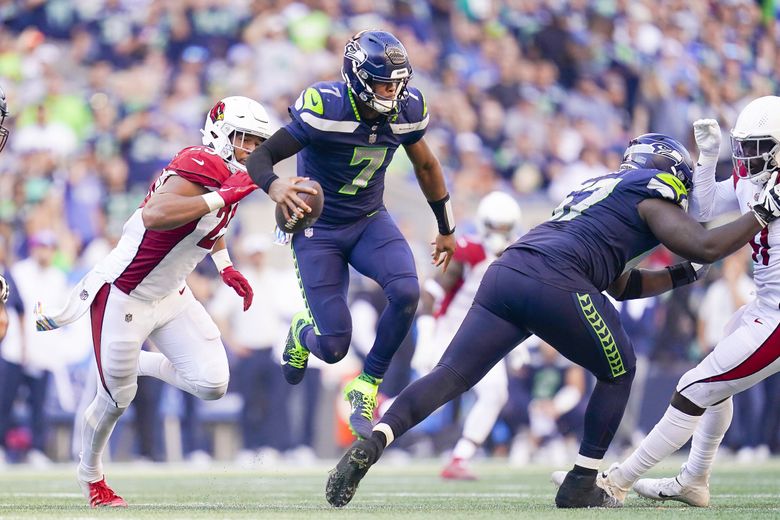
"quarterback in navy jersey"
246,30,456,439
326,133,780,508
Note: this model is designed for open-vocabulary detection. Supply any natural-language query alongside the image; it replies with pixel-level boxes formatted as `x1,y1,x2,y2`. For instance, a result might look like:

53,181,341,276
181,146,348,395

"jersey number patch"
551,177,622,222
339,147,387,195
197,205,237,250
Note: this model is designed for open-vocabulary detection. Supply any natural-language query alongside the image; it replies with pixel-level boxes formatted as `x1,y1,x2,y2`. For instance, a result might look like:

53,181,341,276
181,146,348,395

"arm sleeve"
689,161,740,221
245,128,305,193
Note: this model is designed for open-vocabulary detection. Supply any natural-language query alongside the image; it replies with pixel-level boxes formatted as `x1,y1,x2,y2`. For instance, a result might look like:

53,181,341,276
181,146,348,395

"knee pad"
599,365,635,388
385,277,420,315
193,353,230,400
317,334,351,364
102,341,141,407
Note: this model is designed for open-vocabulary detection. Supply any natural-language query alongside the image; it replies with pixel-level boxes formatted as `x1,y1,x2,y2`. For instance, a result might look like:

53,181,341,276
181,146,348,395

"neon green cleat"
281,310,312,385
343,373,382,439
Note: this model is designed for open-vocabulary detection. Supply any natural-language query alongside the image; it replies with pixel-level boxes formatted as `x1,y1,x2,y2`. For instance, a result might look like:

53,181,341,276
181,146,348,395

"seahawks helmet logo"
344,41,367,65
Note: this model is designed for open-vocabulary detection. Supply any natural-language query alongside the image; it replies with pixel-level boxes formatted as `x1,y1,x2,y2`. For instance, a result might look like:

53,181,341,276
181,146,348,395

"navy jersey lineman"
246,30,457,440
325,133,780,509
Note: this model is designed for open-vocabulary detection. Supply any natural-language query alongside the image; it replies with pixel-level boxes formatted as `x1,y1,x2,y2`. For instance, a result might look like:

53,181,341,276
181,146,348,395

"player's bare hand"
431,233,456,272
268,177,318,220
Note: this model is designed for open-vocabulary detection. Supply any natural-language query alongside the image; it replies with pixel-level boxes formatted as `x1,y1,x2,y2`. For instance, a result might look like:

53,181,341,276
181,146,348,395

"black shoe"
325,438,382,507
555,471,622,508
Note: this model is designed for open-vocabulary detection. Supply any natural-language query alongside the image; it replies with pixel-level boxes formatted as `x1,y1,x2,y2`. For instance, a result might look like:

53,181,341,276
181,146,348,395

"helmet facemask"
730,134,780,185
0,91,9,154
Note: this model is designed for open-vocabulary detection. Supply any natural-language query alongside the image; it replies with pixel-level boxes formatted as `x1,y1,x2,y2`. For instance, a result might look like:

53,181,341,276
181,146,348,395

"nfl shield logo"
125,314,133,323
305,227,314,238
79,290,89,300
368,133,377,144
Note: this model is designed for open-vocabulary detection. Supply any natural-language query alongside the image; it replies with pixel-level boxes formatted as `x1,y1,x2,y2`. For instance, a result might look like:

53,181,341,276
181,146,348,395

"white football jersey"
435,236,494,336
736,177,780,308
95,146,239,301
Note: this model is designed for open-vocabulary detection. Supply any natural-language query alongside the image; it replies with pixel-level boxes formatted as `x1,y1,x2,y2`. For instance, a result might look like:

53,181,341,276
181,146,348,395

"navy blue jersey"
499,168,689,292
285,81,428,225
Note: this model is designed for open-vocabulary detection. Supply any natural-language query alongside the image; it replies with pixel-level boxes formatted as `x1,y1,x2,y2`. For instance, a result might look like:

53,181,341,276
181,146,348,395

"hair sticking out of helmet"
0,86,9,154
201,96,272,173
730,96,780,185
476,191,522,256
341,30,413,114
621,133,694,191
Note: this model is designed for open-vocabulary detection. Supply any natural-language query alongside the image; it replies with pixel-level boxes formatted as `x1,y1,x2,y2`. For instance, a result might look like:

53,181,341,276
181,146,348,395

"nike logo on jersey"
192,158,205,166
310,96,320,107
755,318,764,324
179,287,185,295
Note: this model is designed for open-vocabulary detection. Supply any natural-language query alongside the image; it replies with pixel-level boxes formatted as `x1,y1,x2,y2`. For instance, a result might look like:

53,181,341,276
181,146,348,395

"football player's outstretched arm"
639,198,763,264
607,262,710,301
142,174,257,231
405,138,457,271
689,119,740,221
245,128,317,219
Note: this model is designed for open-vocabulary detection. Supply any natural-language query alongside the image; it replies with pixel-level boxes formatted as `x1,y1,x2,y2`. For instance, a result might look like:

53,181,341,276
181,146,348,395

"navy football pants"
382,262,636,460
291,210,419,379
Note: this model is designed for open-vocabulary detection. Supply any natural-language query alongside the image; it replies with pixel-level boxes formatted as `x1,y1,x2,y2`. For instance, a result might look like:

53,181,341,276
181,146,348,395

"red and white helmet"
731,96,780,185
201,96,272,173
476,191,522,255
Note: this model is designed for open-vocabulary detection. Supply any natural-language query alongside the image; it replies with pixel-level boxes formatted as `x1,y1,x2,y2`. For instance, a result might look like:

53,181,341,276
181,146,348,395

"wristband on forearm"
667,261,698,288
211,248,233,272
202,191,225,212
428,193,456,235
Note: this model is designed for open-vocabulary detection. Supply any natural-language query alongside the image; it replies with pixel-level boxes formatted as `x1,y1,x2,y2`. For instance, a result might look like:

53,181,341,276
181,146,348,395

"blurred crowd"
0,0,779,468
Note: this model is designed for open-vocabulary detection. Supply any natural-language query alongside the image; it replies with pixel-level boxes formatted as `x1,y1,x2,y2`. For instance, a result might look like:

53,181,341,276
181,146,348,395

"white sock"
683,398,733,483
77,393,124,483
613,405,702,488
137,351,198,395
452,438,477,461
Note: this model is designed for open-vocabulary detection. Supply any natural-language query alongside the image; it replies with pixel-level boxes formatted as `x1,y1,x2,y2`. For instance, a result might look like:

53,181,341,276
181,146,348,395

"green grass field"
1,458,779,519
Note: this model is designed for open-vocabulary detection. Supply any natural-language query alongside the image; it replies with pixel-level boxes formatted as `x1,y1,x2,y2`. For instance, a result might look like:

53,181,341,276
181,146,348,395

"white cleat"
633,471,710,507
596,463,629,504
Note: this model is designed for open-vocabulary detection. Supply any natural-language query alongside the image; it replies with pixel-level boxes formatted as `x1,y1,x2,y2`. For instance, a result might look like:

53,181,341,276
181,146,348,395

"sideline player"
246,30,456,439
413,191,523,480
36,97,313,507
325,132,780,508
586,102,780,507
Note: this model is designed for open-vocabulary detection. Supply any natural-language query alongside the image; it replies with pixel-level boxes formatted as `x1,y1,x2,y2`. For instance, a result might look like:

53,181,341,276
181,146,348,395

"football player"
34,97,311,507
246,30,456,439
326,132,780,508
413,191,524,480
584,101,780,507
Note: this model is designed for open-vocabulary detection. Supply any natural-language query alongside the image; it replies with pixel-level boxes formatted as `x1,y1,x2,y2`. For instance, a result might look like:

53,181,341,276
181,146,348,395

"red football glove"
220,266,253,311
217,172,258,206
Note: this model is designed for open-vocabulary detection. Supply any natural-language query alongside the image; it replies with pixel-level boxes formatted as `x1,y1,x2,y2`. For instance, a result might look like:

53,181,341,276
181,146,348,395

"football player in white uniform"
36,97,315,508
413,191,524,480
583,100,780,506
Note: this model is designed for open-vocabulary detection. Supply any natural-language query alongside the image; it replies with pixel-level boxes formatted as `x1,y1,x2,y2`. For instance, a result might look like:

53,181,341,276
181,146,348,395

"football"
274,179,324,234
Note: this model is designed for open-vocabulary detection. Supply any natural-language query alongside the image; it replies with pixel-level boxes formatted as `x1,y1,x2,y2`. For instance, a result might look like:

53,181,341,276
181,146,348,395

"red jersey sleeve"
167,146,231,188
453,236,487,267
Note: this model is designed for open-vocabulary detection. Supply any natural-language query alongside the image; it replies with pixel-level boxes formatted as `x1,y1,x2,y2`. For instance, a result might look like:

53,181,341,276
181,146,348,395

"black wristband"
428,193,455,235
616,268,643,301
667,262,697,288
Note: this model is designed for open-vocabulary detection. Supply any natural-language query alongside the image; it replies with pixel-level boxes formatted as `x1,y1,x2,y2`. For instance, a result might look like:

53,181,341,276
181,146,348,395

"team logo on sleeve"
209,101,225,123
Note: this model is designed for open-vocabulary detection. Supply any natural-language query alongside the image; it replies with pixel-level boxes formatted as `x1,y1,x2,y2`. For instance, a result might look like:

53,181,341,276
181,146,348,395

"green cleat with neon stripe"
281,310,312,385
343,373,381,439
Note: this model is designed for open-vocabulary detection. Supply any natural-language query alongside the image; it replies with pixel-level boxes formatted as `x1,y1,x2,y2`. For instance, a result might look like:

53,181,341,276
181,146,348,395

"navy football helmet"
0,86,8,154
342,30,413,114
621,133,694,191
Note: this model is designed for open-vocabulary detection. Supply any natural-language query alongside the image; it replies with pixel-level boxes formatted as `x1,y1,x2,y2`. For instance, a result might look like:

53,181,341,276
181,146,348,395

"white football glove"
693,118,721,162
752,171,780,227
